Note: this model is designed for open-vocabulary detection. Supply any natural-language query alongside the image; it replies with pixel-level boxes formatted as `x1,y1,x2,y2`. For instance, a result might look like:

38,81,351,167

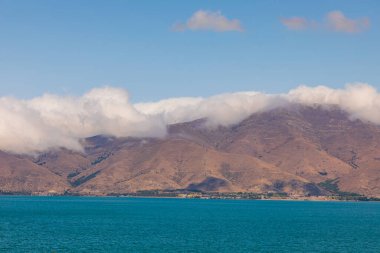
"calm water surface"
0,196,379,252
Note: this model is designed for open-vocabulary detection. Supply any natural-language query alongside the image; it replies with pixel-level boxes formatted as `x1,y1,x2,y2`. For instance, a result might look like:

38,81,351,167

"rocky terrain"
1,104,380,198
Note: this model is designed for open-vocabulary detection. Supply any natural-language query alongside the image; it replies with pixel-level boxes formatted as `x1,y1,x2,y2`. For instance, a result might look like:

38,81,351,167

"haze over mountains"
0,84,380,197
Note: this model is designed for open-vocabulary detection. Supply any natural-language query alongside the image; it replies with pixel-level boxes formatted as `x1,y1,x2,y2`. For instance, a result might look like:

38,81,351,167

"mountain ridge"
1,104,379,198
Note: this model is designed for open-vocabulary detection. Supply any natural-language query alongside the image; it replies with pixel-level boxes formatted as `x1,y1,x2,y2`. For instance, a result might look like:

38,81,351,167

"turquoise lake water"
0,197,379,252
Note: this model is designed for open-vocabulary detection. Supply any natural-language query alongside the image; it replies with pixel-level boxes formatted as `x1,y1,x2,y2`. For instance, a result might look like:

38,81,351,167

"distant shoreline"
1,192,379,202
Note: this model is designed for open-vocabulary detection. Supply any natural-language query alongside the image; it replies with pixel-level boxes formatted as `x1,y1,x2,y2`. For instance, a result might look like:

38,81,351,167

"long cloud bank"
0,83,379,154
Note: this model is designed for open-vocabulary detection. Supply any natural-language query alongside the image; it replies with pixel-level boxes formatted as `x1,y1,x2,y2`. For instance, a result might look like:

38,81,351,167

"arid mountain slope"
72,138,308,195
0,105,379,197
0,151,67,194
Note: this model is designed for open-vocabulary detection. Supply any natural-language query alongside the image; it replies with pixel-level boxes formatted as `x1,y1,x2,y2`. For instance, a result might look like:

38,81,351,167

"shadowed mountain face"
1,104,379,197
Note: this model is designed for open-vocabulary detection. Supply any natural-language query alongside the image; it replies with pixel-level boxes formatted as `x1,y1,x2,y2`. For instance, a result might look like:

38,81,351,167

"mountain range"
1,104,379,198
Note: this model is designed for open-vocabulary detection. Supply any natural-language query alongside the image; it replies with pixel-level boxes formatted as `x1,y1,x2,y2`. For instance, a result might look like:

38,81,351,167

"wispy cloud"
281,11,370,33
326,11,370,33
173,10,244,32
281,17,309,30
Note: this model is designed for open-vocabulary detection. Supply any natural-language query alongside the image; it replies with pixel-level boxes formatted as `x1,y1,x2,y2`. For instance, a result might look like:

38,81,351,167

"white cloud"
136,83,380,128
135,92,286,127
326,11,370,33
2,84,380,154
288,84,380,122
0,87,166,154
173,10,243,32
281,11,370,33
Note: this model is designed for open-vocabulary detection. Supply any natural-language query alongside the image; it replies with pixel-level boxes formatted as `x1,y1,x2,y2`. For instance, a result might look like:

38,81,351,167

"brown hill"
0,151,68,195
0,104,379,197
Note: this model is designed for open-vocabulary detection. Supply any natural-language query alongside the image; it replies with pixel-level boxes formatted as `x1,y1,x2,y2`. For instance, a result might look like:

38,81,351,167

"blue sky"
0,0,379,102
